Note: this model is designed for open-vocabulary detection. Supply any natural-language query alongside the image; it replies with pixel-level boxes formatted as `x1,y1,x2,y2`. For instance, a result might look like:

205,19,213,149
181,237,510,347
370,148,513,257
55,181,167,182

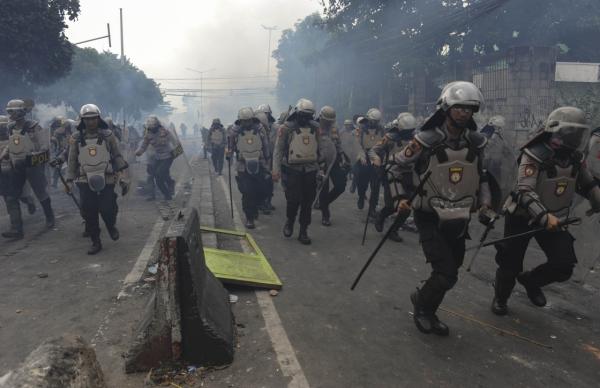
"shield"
483,133,518,212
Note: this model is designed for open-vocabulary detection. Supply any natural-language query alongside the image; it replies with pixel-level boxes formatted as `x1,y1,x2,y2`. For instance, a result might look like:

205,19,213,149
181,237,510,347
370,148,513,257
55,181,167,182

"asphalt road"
207,159,600,388
2,151,599,388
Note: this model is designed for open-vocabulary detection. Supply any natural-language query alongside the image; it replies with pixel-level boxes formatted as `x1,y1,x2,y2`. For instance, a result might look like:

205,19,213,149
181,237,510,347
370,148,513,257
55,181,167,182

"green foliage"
0,0,81,102
36,47,165,120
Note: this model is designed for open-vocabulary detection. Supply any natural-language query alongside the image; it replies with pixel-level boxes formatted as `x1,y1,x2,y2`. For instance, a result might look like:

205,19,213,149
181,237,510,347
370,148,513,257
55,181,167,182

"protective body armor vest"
524,144,580,219
237,128,263,174
0,139,11,173
362,128,383,150
288,127,318,165
210,129,224,145
8,131,36,162
78,135,112,192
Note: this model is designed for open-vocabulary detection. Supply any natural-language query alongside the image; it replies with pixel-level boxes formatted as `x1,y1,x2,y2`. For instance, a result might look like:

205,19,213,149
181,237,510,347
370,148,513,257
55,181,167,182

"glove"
64,180,74,194
49,157,63,167
119,178,130,196
478,206,498,227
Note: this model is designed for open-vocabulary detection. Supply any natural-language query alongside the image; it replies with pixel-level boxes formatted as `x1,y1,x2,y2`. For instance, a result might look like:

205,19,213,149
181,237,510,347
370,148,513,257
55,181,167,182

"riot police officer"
272,98,321,245
208,118,227,175
394,82,493,336
136,116,178,201
1,99,54,239
49,116,73,188
491,107,600,316
66,104,129,254
356,109,384,218
315,106,348,226
201,126,210,159
369,112,418,242
588,127,600,184
227,107,270,229
256,104,277,213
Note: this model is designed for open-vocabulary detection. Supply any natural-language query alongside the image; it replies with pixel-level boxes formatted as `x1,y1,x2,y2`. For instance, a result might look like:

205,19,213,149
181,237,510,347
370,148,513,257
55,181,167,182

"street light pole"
185,67,215,126
261,25,278,76
120,8,125,63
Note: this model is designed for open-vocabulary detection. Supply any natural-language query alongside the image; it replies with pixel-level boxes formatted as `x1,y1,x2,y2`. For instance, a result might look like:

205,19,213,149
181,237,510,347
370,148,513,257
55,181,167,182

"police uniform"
1,109,54,238
273,99,321,244
356,114,384,215
68,113,128,254
368,125,415,241
317,123,348,226
137,124,178,200
230,119,270,228
492,107,600,315
208,120,227,175
393,81,490,336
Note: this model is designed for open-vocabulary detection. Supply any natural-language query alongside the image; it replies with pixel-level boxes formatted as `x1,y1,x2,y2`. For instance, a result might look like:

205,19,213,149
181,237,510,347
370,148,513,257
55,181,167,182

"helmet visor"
552,125,590,151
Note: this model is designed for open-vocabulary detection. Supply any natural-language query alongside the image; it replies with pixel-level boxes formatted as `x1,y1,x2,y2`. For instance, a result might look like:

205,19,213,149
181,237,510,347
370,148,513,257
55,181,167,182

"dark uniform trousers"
283,166,317,227
357,161,380,210
77,183,117,239
236,170,268,220
212,146,225,174
494,214,576,289
414,211,466,312
319,163,347,218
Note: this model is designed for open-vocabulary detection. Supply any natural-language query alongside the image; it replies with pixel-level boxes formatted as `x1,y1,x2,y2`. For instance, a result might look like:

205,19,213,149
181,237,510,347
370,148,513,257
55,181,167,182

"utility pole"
185,68,215,126
261,25,278,76
120,8,125,64
73,23,112,47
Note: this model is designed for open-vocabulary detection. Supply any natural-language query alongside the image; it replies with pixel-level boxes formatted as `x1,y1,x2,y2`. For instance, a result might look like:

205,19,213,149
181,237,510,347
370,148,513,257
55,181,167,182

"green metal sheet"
200,226,282,289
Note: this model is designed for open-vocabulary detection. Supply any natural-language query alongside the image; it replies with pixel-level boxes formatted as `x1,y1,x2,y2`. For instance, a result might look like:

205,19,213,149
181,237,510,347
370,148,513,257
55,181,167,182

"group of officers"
0,99,185,255
2,79,600,336
222,81,600,336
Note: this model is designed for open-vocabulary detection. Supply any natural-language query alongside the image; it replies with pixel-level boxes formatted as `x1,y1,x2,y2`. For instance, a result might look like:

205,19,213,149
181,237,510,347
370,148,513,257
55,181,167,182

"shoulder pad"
24,120,39,130
100,129,113,137
414,128,446,148
308,120,320,129
523,141,554,163
465,130,488,149
71,132,81,140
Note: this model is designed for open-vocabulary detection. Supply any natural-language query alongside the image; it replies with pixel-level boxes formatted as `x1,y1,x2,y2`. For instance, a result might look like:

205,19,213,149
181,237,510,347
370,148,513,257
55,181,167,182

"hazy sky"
66,0,322,119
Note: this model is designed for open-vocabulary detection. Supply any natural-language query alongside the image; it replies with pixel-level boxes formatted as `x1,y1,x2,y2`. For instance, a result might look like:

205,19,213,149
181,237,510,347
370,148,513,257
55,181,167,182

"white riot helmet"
437,81,484,113
79,104,101,119
396,112,417,130
319,106,336,122
235,107,257,126
6,99,27,120
344,119,353,126
365,108,382,122
544,107,590,151
256,104,272,115
295,98,315,115
145,115,162,130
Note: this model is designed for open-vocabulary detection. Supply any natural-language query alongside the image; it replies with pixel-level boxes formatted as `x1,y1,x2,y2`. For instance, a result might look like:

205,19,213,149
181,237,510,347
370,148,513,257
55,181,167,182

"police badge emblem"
303,135,310,145
247,138,254,145
555,182,568,196
89,147,97,157
524,164,536,177
13,136,20,145
449,167,463,184
370,135,375,141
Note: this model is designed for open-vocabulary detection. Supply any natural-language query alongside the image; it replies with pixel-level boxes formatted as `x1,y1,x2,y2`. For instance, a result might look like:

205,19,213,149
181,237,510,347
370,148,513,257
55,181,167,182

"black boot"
87,237,102,255
107,226,120,241
21,197,36,215
40,198,55,229
298,226,311,245
491,271,515,316
388,229,404,243
3,198,23,239
283,219,294,237
428,291,450,337
374,211,385,233
321,216,331,226
368,208,378,223
357,196,365,210
517,271,547,307
410,289,432,334
245,218,256,229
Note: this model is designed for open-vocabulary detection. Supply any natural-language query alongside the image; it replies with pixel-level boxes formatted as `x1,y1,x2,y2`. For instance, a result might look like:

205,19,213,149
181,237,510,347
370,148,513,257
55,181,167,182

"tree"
0,0,80,104
35,47,165,120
